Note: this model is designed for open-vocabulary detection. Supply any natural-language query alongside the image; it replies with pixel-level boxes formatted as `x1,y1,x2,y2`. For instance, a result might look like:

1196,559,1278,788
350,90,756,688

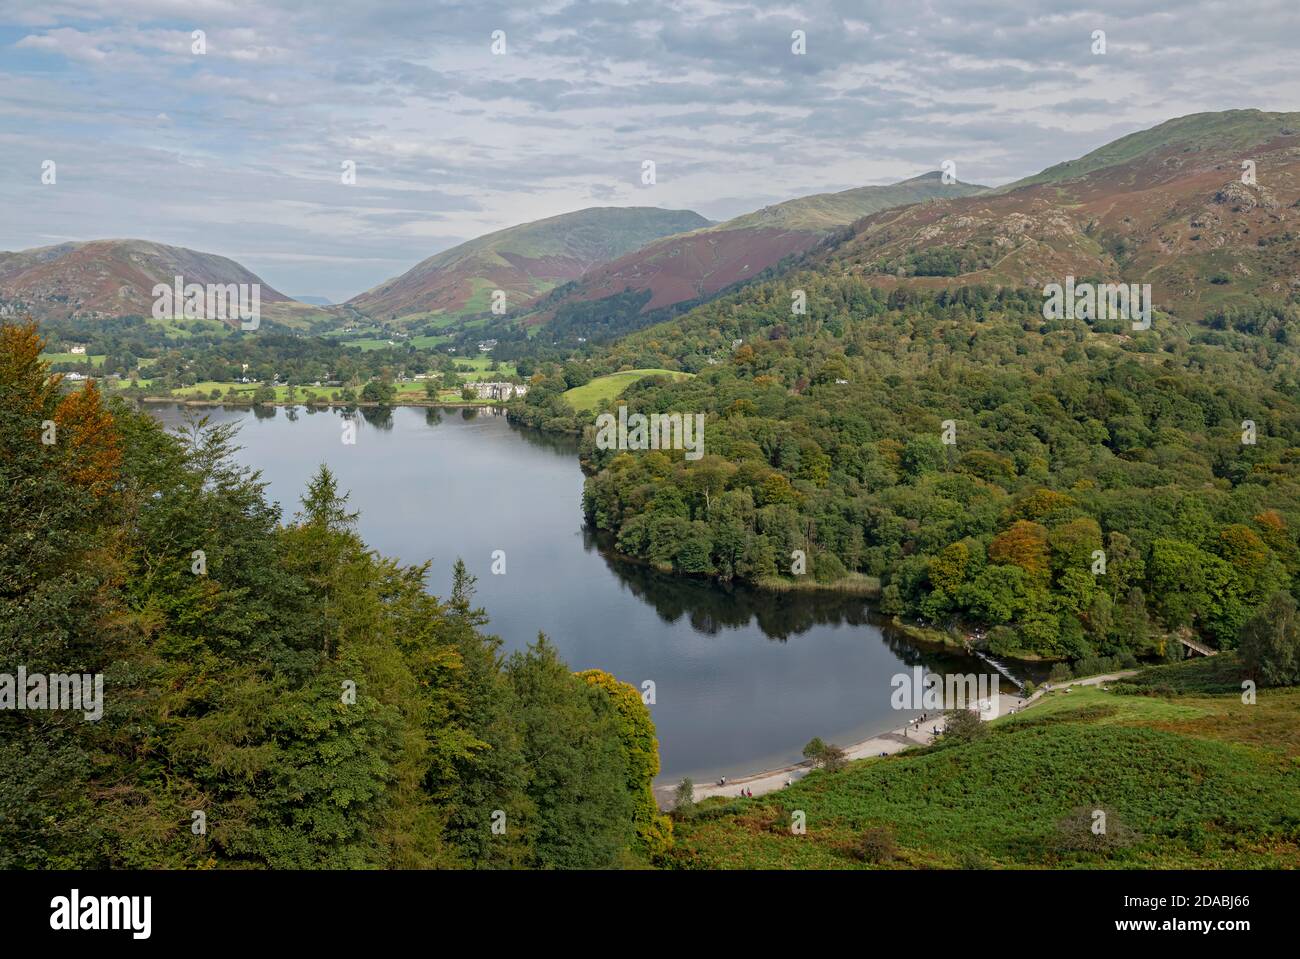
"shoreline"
134,395,511,409
653,670,1138,810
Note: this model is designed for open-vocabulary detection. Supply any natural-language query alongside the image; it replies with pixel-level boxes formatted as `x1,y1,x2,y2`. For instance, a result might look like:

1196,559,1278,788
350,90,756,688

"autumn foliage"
1,321,121,499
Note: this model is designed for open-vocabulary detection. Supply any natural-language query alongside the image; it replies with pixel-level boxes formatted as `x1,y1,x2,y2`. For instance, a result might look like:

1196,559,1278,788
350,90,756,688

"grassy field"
563,369,693,411
445,355,516,377
667,656,1300,869
42,352,106,366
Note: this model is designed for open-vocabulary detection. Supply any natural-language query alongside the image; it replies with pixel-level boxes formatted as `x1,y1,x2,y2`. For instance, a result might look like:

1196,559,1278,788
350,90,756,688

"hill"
513,110,1300,666
817,110,1300,323
524,173,987,340
0,239,322,328
344,206,710,325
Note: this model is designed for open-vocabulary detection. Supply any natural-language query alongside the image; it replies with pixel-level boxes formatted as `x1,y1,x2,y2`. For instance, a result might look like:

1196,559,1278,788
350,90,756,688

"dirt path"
654,669,1139,809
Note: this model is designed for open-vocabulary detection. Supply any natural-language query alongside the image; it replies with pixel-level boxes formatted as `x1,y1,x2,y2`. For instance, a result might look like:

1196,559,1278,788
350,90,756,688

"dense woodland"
1,322,669,868
516,275,1300,663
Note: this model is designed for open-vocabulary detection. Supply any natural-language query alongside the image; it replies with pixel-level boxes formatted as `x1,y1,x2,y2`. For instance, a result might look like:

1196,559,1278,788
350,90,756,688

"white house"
472,381,529,401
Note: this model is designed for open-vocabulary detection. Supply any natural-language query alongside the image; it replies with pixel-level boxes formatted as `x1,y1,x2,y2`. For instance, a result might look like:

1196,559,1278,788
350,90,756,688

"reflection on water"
586,531,876,641
142,403,1007,782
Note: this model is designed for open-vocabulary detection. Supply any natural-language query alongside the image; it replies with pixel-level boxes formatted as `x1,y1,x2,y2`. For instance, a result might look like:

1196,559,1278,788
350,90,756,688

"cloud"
1,0,1297,300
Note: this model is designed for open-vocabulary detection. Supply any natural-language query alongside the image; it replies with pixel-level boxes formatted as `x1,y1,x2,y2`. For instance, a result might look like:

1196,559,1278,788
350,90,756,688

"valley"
8,107,1300,881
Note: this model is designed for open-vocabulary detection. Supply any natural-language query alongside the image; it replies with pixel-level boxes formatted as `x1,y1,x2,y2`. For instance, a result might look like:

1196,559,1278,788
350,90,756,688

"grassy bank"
753,572,881,597
666,655,1300,869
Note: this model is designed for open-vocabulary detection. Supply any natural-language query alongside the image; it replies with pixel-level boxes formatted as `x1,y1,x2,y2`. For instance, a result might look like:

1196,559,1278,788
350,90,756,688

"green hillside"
1003,109,1300,191
719,172,987,232
412,207,710,272
668,657,1300,869
347,207,711,322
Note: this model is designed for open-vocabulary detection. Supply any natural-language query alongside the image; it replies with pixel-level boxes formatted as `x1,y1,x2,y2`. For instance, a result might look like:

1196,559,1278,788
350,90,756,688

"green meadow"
563,369,694,411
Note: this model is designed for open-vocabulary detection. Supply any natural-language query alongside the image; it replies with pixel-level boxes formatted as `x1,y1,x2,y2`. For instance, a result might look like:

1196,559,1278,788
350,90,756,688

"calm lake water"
146,403,995,783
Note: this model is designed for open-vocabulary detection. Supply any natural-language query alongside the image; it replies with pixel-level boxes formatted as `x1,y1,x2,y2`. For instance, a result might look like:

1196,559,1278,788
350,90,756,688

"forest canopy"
516,276,1300,663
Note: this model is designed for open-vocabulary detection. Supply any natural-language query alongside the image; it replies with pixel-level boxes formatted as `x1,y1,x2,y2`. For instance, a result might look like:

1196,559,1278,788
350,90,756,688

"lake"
145,403,998,783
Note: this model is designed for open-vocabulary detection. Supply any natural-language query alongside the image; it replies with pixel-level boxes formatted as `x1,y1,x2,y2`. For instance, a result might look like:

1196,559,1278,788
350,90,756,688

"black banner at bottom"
1,869,1289,944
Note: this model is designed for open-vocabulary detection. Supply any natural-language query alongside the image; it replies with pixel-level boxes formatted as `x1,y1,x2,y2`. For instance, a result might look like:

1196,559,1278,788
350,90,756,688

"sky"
1,0,1298,302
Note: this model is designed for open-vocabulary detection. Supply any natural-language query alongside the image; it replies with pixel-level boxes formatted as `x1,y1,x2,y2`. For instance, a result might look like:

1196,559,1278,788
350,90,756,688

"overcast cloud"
1,0,1297,301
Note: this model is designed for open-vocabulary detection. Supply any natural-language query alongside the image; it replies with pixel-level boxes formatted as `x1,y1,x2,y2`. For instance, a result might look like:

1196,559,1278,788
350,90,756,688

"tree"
1238,591,1300,686
941,707,989,744
988,520,1051,584
821,744,847,771
506,636,634,868
802,737,845,771
673,778,695,815
361,378,395,405
802,737,827,763
578,669,673,859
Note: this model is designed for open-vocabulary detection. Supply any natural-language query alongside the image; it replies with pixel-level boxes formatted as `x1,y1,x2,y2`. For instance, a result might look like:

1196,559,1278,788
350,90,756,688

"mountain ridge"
344,206,711,324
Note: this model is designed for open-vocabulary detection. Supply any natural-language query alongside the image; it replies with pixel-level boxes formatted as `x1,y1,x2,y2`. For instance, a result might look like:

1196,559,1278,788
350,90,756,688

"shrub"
814,551,847,584
1048,662,1073,683
1051,805,1138,857
855,826,898,864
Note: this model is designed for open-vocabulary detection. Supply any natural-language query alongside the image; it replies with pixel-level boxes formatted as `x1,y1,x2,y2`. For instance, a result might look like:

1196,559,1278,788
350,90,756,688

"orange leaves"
0,320,61,423
54,379,123,497
988,519,1051,583
1,320,123,499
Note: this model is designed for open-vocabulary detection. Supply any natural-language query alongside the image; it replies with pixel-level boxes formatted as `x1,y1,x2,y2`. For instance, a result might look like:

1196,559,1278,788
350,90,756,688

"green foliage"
1238,592,1300,686
506,638,635,868
0,321,653,869
561,277,1300,661
579,669,674,859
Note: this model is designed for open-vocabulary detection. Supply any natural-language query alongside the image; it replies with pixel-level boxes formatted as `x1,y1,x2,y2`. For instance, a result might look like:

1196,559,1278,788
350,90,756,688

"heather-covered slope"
816,110,1300,323
0,239,318,327
345,206,709,323
526,173,986,330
